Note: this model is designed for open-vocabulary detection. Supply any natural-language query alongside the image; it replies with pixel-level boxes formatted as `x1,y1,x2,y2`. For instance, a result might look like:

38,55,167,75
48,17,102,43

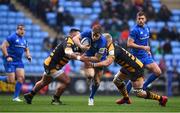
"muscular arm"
127,38,150,52
1,40,9,57
65,47,82,60
72,34,82,48
127,38,145,50
25,48,31,57
93,56,114,67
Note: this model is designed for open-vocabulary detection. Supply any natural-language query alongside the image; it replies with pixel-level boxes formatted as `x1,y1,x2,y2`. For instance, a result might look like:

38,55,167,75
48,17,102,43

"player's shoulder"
7,33,17,40
130,25,139,32
81,29,92,35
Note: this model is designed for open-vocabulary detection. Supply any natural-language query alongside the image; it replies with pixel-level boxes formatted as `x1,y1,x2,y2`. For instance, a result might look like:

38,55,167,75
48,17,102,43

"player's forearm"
93,57,114,67
72,35,81,48
127,42,145,50
25,48,31,57
88,56,100,62
1,43,8,57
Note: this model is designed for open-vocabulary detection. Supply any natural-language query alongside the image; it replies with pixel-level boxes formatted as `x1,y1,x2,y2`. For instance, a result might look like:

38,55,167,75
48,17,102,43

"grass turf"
0,95,180,112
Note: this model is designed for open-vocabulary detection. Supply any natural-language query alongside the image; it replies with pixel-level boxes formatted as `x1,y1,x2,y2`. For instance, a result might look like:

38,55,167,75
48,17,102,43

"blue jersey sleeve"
80,30,91,39
97,37,107,60
25,40,28,48
129,28,137,40
6,35,15,45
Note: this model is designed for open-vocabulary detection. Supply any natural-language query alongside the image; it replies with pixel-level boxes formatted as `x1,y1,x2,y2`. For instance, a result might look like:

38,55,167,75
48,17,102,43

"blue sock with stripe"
13,81,22,98
126,80,132,94
0,76,7,82
143,74,158,90
89,84,99,99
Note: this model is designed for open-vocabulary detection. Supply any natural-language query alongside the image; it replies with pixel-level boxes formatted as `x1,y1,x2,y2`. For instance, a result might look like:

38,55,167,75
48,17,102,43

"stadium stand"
0,0,180,76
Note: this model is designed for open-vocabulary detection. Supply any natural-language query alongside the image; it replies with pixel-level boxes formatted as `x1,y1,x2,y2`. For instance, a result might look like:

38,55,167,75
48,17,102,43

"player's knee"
94,79,100,86
65,78,71,85
133,89,146,98
113,73,121,85
113,77,124,88
7,77,15,83
17,76,24,83
156,69,162,76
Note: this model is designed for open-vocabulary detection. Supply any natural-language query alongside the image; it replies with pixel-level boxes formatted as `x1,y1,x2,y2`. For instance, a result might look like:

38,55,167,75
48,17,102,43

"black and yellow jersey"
114,43,144,81
43,36,80,74
106,42,144,81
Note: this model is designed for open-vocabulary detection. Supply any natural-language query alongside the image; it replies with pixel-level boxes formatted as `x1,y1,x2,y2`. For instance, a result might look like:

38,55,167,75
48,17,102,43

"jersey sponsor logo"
98,48,106,54
140,36,149,40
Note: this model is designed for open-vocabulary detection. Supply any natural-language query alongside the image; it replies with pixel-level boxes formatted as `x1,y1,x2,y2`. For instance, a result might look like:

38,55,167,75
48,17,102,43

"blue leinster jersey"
81,30,107,61
5,33,28,62
129,24,150,57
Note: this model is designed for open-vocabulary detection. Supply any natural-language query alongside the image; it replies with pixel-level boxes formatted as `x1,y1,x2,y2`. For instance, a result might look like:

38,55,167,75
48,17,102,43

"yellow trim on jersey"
107,55,115,60
123,63,129,68
44,57,52,66
67,37,74,45
127,67,135,72
108,43,114,52
50,69,57,73
135,58,143,68
59,60,67,65
136,77,144,81
62,57,69,62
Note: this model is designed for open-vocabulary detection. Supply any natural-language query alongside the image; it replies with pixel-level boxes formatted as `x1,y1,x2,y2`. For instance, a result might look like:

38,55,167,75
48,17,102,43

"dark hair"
69,28,80,33
137,11,146,17
16,24,24,29
92,24,102,34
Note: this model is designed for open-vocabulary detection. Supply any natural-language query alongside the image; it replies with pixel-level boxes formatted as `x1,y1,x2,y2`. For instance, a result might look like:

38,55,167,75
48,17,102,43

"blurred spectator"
158,24,171,40
157,4,172,22
56,7,64,32
0,0,10,4
99,4,111,19
91,19,100,28
159,56,167,74
52,33,64,49
169,26,180,41
150,29,158,40
154,44,163,55
101,19,111,31
145,4,156,21
63,10,74,26
133,0,144,7
81,0,93,7
110,16,121,31
162,40,172,55
42,36,54,52
122,2,133,20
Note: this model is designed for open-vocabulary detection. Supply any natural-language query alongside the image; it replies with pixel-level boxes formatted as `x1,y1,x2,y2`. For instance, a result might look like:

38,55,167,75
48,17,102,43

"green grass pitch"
0,95,180,112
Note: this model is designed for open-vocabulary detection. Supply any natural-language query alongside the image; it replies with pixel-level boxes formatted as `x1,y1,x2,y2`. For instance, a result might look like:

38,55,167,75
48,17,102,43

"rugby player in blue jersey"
73,25,107,106
126,11,163,93
0,24,31,102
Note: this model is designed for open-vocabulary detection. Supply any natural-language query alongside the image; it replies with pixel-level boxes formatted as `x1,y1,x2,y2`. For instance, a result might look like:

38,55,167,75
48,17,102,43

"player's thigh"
145,62,162,76
56,72,71,84
42,74,53,84
16,68,25,80
4,62,16,83
84,67,95,78
6,73,16,83
132,77,144,89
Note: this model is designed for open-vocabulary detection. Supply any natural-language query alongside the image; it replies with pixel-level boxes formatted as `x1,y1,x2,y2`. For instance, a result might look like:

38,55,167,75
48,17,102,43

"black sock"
53,95,60,100
31,90,36,96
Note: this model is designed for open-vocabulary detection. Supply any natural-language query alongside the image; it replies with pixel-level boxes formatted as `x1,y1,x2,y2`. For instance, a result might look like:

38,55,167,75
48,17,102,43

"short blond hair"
103,33,113,46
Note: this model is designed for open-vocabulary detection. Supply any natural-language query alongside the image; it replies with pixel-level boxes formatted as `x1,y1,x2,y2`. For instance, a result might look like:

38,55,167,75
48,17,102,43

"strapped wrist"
92,63,97,68
77,56,81,60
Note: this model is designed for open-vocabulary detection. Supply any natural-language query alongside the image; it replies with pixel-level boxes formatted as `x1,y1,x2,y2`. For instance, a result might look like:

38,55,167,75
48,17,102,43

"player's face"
92,32,101,41
17,26,25,37
137,15,146,26
70,31,80,38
